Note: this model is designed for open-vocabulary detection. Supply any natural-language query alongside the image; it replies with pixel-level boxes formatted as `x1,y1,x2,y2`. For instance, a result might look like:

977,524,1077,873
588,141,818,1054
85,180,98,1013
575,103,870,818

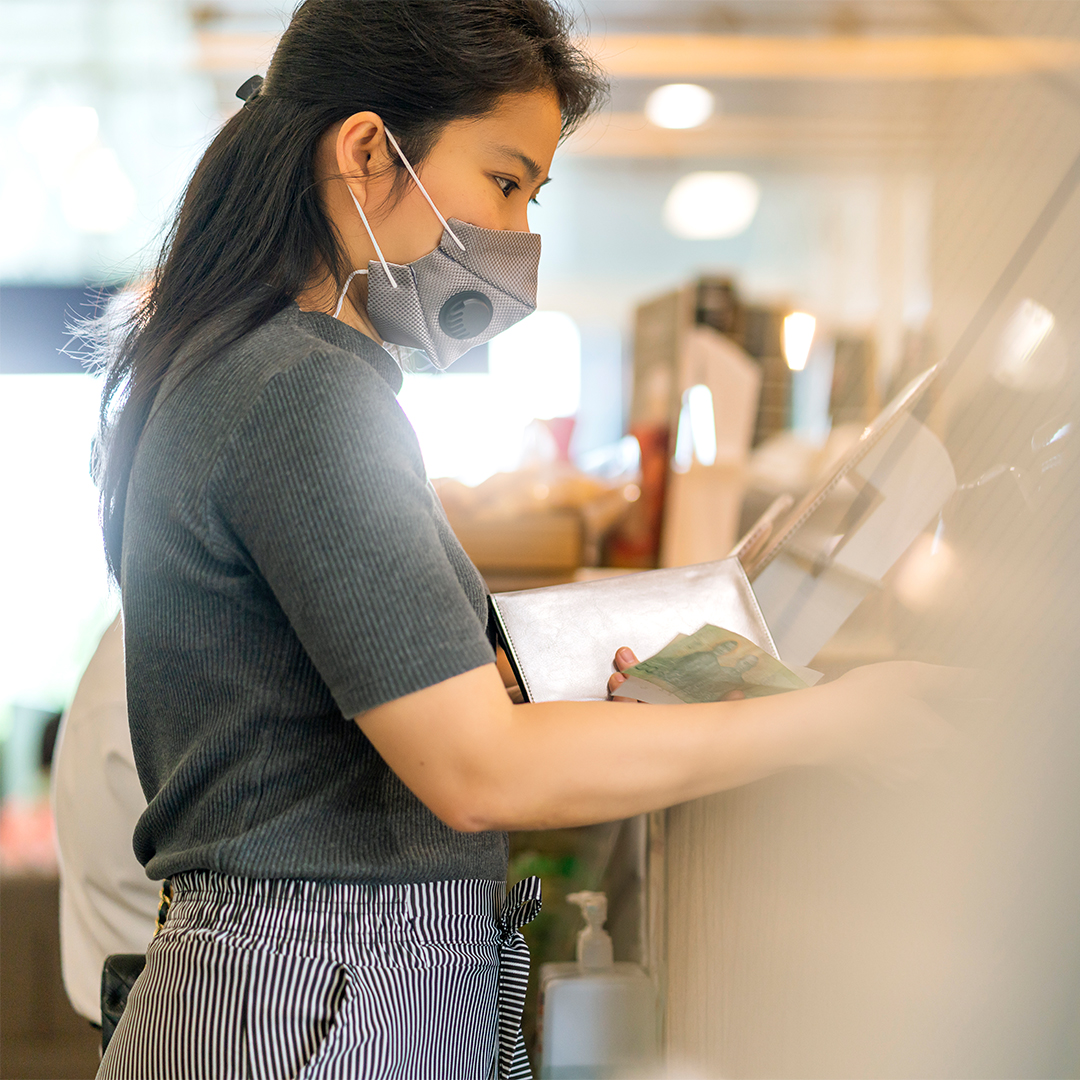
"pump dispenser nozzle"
566,891,614,971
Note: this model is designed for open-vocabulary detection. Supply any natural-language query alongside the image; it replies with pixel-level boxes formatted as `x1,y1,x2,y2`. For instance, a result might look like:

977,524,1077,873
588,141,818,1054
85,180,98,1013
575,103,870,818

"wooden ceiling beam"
193,30,1080,81
195,31,278,72
563,112,933,161
579,35,1080,80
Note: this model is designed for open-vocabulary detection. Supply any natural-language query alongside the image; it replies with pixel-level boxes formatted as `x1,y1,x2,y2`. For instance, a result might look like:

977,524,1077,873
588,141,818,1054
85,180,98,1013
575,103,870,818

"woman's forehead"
445,90,562,172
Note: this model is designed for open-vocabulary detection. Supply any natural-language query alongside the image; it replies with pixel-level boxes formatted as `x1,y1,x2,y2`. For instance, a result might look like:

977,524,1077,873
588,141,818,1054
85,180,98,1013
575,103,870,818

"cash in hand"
616,624,809,704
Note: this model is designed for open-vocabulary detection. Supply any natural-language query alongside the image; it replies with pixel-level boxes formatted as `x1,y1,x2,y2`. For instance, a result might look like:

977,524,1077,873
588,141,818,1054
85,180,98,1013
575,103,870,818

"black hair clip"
236,75,265,105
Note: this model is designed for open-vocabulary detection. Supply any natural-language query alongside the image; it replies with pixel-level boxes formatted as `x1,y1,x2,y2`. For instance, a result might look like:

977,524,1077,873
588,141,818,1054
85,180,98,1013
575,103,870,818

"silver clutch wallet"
489,556,778,703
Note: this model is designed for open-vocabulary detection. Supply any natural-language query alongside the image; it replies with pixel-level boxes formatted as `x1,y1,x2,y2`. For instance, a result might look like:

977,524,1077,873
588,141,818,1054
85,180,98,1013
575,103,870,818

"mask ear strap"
385,128,465,251
332,267,367,319
347,186,398,289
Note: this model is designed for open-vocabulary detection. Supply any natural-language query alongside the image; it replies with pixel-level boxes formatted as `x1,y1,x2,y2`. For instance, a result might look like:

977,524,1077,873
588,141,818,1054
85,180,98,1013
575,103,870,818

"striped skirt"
97,871,542,1080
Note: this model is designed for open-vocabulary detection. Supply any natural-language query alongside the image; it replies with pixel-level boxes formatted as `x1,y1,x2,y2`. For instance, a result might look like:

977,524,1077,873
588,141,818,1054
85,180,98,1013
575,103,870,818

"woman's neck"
295,267,381,343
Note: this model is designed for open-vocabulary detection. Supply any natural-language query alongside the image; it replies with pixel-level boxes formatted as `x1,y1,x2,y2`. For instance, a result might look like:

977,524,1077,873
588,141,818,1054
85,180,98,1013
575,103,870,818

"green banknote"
617,624,808,704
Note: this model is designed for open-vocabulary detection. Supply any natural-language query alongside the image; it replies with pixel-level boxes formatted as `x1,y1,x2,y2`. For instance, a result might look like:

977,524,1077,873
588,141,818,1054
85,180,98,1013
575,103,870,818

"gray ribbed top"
122,303,505,884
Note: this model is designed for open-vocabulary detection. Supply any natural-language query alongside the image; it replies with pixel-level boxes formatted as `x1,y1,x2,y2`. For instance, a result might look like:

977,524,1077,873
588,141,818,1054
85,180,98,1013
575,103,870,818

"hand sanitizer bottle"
538,891,658,1079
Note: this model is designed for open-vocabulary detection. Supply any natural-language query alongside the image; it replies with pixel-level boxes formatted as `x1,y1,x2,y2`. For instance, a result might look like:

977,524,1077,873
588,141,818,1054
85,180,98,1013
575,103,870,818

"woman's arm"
355,658,969,833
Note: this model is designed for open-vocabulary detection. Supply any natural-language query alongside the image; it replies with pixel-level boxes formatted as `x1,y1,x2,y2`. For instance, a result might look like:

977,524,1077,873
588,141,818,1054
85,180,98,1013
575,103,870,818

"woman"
95,2,962,1077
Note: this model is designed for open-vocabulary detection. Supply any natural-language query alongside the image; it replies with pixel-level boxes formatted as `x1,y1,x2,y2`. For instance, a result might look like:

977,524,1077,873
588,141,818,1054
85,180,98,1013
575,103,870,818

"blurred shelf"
482,571,578,593
450,510,584,576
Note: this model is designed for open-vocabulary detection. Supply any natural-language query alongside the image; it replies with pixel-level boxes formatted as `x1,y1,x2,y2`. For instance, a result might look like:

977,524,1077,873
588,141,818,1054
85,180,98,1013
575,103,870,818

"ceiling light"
994,298,1065,390
18,105,100,187
663,172,760,240
645,83,716,129
0,166,49,264
782,312,816,371
60,148,137,234
894,528,957,612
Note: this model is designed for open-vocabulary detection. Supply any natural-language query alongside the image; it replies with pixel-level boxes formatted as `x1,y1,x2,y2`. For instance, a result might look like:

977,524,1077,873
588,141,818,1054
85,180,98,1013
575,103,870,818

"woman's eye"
495,177,519,198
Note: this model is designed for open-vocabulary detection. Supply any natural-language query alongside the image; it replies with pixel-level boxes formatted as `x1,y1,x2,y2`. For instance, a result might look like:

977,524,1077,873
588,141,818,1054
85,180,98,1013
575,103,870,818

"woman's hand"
798,660,977,784
607,647,746,702
609,649,973,783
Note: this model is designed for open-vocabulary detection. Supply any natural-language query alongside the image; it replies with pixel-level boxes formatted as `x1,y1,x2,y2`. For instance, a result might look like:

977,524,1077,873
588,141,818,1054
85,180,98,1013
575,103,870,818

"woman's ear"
335,111,389,205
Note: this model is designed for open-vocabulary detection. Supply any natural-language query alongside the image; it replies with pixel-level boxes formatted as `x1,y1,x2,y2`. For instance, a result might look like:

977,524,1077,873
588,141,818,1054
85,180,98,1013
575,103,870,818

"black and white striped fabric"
97,871,542,1079
493,876,542,1080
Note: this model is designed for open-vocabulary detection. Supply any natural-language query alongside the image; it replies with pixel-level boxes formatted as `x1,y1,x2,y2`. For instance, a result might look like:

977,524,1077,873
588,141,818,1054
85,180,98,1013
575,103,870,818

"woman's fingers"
608,672,636,702
608,647,640,701
606,647,751,703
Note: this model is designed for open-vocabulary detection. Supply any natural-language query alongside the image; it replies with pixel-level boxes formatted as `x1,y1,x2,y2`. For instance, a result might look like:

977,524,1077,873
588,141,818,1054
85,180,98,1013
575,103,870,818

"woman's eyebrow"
491,144,547,184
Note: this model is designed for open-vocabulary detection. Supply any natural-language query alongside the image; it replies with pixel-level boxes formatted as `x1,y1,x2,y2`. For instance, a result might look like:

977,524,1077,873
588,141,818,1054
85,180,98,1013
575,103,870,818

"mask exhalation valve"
438,290,494,339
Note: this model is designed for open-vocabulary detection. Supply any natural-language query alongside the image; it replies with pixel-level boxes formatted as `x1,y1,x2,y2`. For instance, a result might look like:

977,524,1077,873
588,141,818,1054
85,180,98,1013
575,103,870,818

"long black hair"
96,0,605,582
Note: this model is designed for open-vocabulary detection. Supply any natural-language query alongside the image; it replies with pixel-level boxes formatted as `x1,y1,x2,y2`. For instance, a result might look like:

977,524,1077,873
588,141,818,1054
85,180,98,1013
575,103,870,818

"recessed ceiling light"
662,172,759,240
645,83,716,130
60,148,137,234
994,298,1064,390
18,105,100,187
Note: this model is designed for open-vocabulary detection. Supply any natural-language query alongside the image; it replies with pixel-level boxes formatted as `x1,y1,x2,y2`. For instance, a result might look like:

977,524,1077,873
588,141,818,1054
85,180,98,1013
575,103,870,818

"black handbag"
100,880,171,1053
100,953,146,1051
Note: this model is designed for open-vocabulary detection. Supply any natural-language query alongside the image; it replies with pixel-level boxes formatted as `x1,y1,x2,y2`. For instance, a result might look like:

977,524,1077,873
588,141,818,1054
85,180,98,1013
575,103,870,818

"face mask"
334,129,541,371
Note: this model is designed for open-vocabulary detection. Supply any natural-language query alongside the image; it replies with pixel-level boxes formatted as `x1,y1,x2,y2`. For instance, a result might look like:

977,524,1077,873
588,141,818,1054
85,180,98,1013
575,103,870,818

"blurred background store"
3,2,1080,1077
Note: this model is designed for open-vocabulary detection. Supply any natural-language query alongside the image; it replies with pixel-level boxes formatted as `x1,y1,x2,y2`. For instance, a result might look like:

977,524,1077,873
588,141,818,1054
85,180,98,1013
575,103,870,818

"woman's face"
334,88,563,267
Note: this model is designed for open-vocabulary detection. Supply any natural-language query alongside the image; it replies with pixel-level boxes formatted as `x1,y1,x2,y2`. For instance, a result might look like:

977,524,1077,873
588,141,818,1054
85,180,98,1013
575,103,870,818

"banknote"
616,624,809,704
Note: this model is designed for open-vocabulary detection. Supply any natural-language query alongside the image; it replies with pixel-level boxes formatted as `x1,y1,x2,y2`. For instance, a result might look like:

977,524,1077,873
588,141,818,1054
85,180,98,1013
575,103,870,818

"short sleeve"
211,349,494,717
